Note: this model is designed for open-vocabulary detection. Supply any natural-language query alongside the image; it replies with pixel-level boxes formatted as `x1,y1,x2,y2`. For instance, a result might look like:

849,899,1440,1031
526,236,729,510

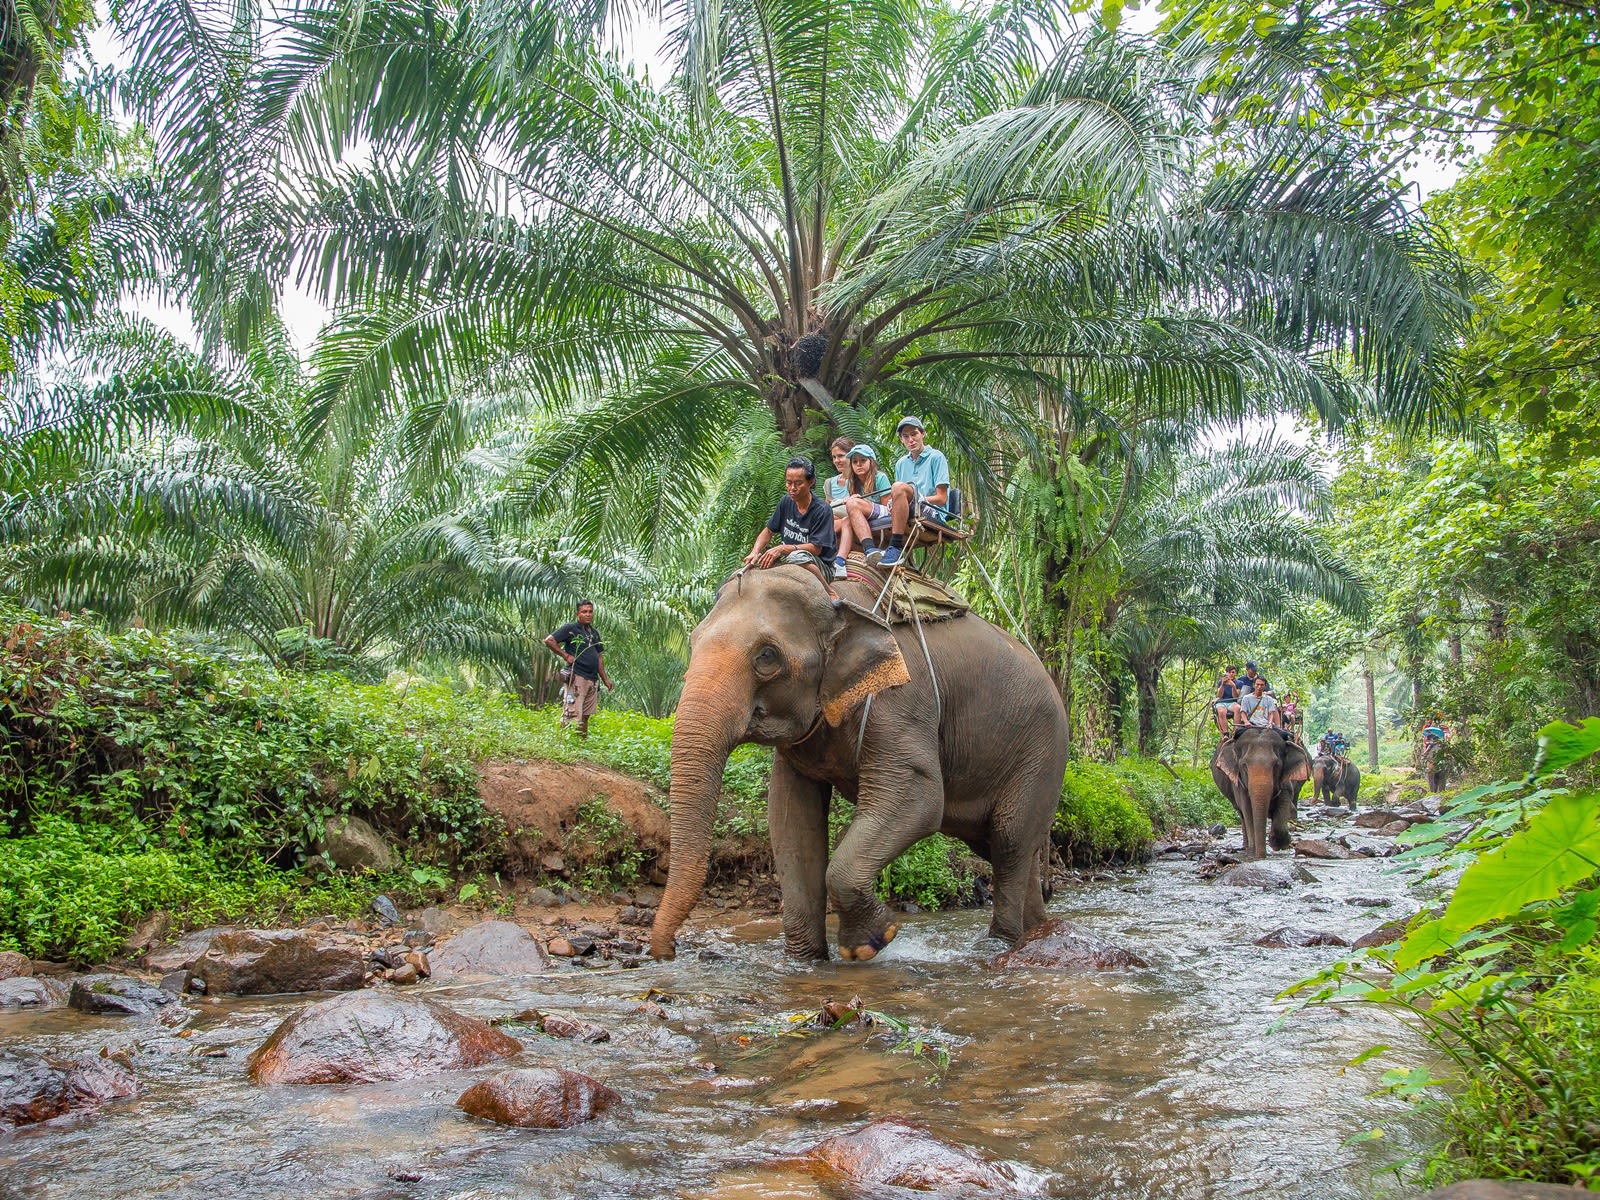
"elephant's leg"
767,757,832,960
985,774,1057,945
1269,794,1294,850
827,764,942,962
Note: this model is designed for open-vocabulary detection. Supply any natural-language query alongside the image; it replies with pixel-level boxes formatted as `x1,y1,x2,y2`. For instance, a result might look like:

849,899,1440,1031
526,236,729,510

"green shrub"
876,833,977,911
1055,760,1157,864
564,797,646,896
1105,757,1234,831
0,815,407,962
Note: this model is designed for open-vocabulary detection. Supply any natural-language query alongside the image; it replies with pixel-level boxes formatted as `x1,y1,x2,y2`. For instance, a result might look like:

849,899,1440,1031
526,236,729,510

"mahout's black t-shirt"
551,621,604,680
766,494,836,556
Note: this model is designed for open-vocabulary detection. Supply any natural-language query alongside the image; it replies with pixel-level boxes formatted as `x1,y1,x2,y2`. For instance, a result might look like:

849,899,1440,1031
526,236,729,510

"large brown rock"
1254,927,1351,948
0,1049,138,1126
1293,839,1354,860
1353,809,1404,829
1353,919,1410,950
68,974,180,1016
989,920,1148,971
806,1117,1017,1192
457,1067,620,1128
320,814,398,872
0,951,32,980
247,991,522,1085
0,977,65,1009
1419,1184,1595,1200
193,929,366,995
429,921,550,980
144,928,227,973
1217,862,1296,889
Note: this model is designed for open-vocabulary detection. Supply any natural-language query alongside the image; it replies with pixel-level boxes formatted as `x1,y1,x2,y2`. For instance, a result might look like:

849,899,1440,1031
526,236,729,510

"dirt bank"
477,758,771,889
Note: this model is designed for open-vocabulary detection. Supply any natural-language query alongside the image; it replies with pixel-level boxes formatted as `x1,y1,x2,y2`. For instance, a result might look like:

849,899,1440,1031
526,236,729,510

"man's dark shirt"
766,494,836,556
551,621,604,680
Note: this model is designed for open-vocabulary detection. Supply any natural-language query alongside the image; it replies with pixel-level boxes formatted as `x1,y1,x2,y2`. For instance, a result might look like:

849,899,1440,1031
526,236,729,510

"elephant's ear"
820,603,910,726
1282,740,1313,786
1215,739,1242,788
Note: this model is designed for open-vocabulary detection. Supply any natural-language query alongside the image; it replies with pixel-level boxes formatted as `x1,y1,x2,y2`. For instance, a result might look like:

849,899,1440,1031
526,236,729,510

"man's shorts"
563,675,599,722
783,549,826,568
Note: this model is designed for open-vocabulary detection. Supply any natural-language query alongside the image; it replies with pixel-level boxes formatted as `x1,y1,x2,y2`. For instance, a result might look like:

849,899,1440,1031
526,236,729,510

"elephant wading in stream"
649,566,1070,963
1211,727,1313,859
1313,755,1360,810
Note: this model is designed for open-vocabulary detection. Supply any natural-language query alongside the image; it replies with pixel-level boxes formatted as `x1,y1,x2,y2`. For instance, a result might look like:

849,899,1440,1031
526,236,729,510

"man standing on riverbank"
544,600,613,738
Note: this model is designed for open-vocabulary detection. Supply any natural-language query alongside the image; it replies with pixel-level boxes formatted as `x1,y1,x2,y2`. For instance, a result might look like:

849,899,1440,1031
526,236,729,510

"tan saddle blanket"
842,554,970,624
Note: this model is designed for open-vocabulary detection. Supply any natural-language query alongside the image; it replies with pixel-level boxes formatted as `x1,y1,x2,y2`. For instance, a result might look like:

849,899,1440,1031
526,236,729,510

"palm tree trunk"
1133,663,1159,756
1363,666,1379,772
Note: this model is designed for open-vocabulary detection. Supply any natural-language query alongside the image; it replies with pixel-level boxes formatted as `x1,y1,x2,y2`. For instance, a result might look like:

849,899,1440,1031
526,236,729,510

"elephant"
1420,744,1447,793
1312,754,1360,810
1211,727,1312,859
649,565,1070,963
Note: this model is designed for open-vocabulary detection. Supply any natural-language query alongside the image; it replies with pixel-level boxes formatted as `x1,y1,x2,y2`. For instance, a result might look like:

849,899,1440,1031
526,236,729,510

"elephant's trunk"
650,654,750,960
1245,763,1275,860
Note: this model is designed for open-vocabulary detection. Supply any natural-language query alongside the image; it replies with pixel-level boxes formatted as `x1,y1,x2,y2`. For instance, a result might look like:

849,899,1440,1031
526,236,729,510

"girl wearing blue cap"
833,444,893,575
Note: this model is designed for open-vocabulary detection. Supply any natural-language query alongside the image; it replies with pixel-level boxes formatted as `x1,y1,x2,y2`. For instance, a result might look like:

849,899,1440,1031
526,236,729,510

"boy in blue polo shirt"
867,416,950,568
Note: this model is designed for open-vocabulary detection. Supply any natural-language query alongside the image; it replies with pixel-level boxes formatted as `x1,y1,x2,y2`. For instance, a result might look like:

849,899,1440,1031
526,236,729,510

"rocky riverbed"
1,800,1480,1199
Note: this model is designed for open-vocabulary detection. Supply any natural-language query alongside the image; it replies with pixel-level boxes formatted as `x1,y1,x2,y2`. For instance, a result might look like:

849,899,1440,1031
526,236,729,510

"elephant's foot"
837,923,897,962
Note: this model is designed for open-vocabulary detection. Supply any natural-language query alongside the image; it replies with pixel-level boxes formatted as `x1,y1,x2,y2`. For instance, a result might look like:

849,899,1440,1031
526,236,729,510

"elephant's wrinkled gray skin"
1211,729,1312,859
1312,754,1360,811
649,567,1069,964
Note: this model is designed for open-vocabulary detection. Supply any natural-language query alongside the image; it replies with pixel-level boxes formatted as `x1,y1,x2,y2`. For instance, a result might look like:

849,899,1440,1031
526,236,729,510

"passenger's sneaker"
832,557,848,580
878,546,902,567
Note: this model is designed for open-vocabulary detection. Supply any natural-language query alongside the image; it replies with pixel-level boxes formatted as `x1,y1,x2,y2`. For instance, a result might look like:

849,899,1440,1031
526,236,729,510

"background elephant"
1211,728,1312,859
649,566,1070,963
1313,755,1360,810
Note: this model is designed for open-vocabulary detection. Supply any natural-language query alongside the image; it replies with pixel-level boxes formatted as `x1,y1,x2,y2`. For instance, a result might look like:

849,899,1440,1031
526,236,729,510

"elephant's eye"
753,644,782,676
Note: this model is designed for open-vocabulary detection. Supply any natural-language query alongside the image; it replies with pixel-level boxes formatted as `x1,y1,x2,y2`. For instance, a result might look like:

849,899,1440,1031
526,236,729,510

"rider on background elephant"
1211,727,1312,859
649,565,1070,963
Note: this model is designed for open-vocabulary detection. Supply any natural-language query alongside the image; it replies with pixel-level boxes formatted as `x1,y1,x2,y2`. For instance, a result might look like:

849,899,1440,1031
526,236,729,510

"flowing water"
1,829,1440,1199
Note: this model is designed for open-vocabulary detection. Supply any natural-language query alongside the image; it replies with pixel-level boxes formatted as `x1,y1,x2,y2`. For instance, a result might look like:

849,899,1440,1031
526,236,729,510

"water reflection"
1,845,1438,1198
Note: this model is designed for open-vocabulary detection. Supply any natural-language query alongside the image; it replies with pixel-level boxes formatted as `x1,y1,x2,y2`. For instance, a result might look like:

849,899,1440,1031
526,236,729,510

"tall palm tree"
106,0,1471,563
1,313,671,676
1104,434,1364,753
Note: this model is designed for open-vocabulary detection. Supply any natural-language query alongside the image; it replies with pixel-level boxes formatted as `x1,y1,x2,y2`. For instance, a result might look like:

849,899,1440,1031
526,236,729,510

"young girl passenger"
833,444,893,572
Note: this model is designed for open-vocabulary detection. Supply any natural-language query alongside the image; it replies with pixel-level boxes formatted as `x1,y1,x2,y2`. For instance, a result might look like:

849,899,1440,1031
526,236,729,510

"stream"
1,820,1441,1199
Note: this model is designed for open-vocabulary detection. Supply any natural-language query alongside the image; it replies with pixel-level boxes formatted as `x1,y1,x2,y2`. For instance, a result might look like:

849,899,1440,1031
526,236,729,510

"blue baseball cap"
895,416,925,432
847,443,877,460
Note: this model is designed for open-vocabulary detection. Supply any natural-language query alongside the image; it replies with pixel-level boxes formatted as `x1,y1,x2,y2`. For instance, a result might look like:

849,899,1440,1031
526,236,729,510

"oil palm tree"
105,0,1471,562
1,313,671,676
1104,433,1365,753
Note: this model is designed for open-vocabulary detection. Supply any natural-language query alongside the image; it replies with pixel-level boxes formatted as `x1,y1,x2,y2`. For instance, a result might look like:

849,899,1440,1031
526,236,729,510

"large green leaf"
1440,789,1600,936
1531,718,1600,780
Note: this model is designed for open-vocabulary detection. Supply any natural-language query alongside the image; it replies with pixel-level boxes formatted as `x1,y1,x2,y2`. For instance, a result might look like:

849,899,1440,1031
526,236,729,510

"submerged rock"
246,991,522,1085
0,976,65,1010
1352,919,1409,950
68,974,180,1016
806,1116,1018,1192
192,929,365,996
1216,862,1295,890
1293,839,1354,860
1419,1184,1593,1200
457,1067,620,1128
1353,809,1404,829
1254,927,1351,948
534,1012,611,1043
0,1049,138,1126
429,921,550,980
990,920,1148,971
